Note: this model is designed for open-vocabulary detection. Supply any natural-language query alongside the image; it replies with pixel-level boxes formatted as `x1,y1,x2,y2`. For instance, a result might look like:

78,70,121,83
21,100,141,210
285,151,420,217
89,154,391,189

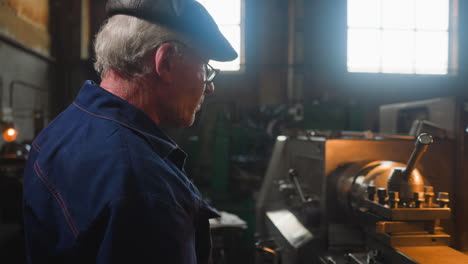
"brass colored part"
376,232,450,247
376,221,426,234
395,246,468,264
363,199,451,221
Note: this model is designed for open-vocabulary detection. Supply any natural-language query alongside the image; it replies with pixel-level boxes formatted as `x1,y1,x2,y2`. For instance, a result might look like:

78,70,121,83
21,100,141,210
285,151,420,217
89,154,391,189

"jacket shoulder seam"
32,161,80,238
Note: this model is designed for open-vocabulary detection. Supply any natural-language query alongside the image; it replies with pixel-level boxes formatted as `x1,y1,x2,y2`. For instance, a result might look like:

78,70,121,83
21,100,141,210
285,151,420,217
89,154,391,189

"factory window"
197,0,244,71
347,0,455,75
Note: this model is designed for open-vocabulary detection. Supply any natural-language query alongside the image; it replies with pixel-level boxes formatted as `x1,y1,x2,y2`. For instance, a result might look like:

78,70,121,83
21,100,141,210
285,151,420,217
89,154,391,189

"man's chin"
160,112,197,128
175,115,196,128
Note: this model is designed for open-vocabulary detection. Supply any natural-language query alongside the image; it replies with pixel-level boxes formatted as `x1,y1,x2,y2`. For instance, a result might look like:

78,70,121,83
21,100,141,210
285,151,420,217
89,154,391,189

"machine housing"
256,133,467,263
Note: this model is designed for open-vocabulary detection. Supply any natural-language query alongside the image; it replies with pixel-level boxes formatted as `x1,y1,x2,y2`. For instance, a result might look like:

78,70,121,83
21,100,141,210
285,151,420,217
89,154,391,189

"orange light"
259,246,276,255
3,128,18,142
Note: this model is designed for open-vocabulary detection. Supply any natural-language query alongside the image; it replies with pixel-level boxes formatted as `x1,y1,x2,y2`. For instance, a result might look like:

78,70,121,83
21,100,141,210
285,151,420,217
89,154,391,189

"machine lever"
288,169,307,203
402,133,433,181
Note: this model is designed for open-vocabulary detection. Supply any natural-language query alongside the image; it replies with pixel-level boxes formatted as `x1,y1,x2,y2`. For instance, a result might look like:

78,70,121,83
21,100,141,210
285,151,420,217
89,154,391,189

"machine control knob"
367,185,376,201
413,192,425,208
424,186,435,207
389,191,400,208
377,188,387,205
418,133,434,145
437,192,450,208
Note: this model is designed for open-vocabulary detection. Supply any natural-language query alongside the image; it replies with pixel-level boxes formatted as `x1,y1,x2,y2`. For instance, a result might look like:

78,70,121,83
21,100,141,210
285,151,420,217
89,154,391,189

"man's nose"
205,82,215,94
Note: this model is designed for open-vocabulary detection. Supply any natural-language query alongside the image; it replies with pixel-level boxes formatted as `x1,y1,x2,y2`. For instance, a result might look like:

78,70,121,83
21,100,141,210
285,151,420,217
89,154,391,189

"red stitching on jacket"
34,161,80,238
72,101,162,145
73,102,115,122
32,141,41,152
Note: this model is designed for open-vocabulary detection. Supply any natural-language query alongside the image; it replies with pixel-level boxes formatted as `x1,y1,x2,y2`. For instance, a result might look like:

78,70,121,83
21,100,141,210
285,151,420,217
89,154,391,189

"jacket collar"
73,80,187,166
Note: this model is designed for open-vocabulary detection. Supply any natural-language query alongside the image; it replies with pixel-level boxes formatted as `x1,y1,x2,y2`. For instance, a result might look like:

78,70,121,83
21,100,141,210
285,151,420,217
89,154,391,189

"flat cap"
106,0,238,62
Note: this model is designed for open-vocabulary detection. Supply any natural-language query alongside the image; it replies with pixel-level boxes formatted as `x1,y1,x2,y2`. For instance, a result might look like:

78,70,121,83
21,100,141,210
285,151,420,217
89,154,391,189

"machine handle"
288,169,307,203
402,133,433,180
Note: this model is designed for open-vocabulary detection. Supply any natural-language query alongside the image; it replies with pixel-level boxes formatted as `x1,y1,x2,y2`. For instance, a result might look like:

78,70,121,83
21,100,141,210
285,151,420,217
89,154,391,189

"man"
22,0,237,263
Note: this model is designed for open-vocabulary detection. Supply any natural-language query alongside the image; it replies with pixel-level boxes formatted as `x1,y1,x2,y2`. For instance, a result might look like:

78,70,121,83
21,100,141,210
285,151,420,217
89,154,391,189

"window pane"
210,25,241,71
415,31,448,74
347,0,450,75
197,0,240,25
415,0,449,30
197,0,242,71
382,0,415,29
348,0,381,28
347,29,380,72
381,30,414,73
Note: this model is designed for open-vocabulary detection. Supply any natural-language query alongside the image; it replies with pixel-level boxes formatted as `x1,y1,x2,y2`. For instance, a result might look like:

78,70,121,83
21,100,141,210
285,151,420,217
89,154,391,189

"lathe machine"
256,132,468,263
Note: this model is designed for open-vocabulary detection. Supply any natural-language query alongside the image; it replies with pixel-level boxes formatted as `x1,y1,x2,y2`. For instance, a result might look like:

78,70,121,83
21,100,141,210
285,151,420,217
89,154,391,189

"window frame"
345,0,459,76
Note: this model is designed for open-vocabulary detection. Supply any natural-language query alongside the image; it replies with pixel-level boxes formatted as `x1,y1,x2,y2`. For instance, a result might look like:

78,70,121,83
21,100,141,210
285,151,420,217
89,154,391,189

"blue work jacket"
23,81,219,264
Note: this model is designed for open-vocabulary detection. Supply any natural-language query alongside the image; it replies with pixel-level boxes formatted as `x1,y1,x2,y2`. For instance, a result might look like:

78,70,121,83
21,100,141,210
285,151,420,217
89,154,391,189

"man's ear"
154,43,177,83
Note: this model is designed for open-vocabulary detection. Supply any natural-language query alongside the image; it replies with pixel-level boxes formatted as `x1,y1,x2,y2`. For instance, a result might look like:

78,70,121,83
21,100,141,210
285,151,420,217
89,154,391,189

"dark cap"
106,0,238,62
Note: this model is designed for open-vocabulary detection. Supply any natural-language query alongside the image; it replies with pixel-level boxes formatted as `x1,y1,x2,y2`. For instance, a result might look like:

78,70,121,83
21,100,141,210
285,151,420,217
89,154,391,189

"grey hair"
94,15,189,79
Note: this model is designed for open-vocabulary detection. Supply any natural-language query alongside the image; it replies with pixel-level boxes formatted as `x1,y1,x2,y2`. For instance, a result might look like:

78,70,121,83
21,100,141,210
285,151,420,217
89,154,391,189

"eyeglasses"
205,62,220,84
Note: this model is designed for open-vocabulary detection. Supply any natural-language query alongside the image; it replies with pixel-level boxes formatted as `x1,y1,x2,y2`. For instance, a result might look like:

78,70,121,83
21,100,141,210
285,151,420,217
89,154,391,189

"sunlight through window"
197,0,243,71
347,0,451,74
